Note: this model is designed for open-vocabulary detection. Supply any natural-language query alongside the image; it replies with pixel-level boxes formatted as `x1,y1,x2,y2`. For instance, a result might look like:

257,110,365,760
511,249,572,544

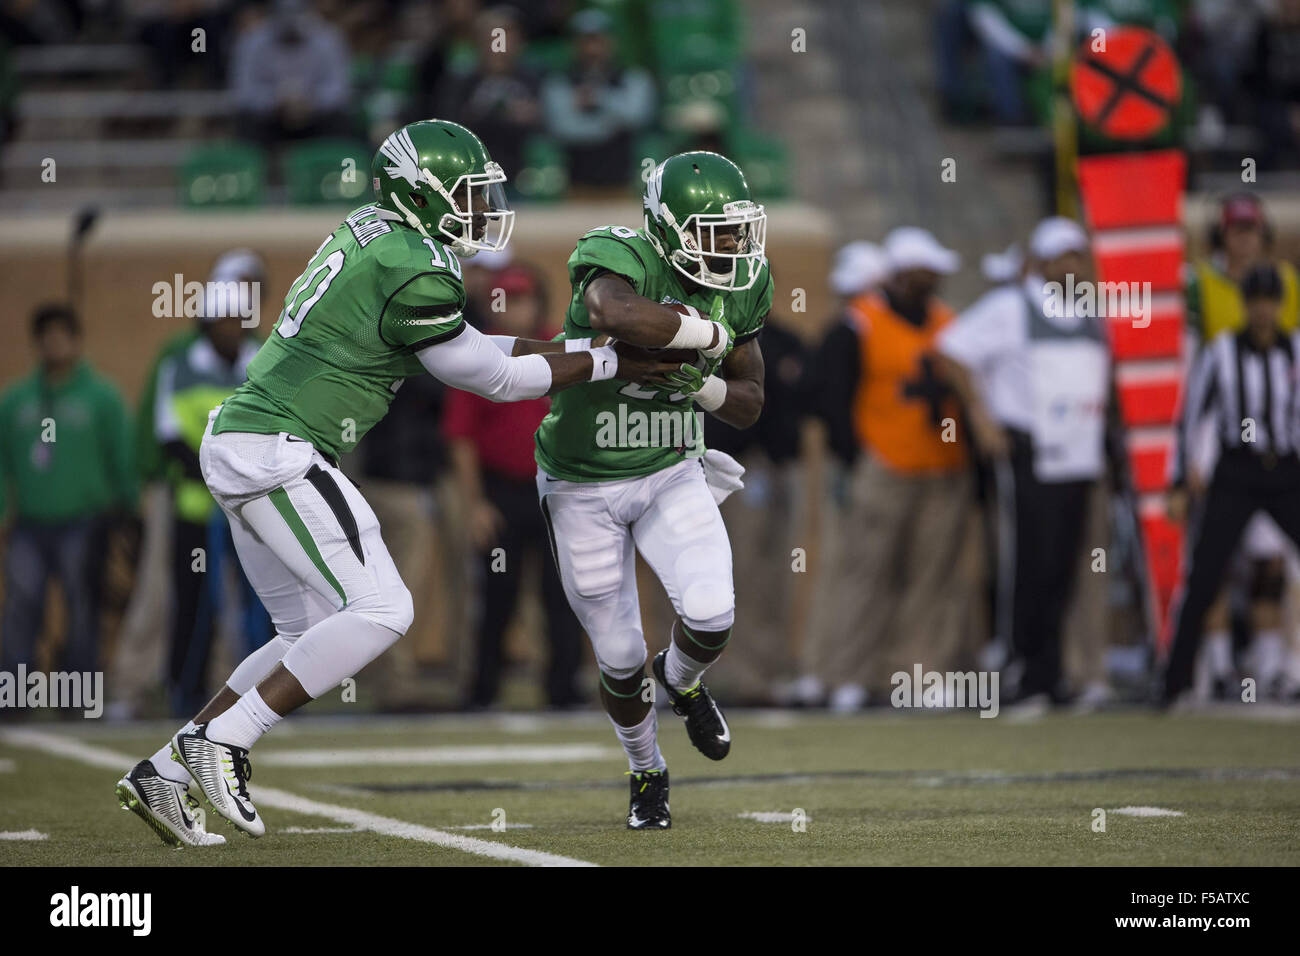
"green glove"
664,361,706,396
703,295,735,360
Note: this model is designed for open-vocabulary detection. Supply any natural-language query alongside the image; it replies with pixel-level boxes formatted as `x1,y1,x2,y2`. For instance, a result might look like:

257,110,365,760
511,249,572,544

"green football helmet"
643,151,767,291
371,119,514,257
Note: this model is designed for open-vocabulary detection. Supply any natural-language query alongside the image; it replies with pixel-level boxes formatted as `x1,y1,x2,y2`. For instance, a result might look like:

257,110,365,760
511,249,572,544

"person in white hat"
802,227,977,713
935,217,1123,713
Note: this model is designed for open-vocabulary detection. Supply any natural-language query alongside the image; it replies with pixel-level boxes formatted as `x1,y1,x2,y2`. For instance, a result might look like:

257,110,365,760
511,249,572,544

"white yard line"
737,811,809,823
256,744,617,768
0,728,597,867
0,829,48,840
1112,806,1185,817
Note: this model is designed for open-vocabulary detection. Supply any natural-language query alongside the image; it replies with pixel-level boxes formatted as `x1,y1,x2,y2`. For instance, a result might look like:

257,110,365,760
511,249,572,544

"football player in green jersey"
535,151,774,828
116,120,675,846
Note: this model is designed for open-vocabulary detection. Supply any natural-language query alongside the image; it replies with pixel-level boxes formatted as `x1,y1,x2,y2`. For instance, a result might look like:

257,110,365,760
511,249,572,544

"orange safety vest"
849,292,966,473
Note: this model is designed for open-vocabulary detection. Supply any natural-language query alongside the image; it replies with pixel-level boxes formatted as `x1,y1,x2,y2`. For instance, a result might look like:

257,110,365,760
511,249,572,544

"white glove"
701,449,745,505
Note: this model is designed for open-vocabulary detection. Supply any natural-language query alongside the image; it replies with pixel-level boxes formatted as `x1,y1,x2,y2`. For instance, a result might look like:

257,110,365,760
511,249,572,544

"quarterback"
536,151,773,828
115,120,673,846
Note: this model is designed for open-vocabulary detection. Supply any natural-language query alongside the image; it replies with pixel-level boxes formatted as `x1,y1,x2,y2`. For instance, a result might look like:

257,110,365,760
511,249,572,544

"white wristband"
694,374,727,411
565,337,593,352
665,305,715,351
589,345,618,381
489,335,517,357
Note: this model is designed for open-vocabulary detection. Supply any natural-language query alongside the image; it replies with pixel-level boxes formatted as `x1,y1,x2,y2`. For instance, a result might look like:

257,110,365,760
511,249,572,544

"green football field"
2,709,1298,866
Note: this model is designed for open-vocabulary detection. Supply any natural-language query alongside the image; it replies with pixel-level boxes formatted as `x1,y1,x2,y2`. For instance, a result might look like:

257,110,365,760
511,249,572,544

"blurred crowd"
0,0,759,198
5,192,1300,717
935,0,1300,172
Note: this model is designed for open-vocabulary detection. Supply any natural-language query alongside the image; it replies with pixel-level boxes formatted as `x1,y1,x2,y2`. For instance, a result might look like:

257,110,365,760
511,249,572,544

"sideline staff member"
1164,263,1300,704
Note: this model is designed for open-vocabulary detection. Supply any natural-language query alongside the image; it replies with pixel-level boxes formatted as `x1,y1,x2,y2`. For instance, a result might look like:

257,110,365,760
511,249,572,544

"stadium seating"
178,141,265,208
284,139,373,206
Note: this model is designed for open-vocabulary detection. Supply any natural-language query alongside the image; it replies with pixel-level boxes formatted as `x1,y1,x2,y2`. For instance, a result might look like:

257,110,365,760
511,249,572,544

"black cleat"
652,649,731,760
626,769,670,829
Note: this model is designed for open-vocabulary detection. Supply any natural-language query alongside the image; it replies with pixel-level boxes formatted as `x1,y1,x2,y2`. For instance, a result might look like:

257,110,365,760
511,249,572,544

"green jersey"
534,224,773,482
214,204,466,460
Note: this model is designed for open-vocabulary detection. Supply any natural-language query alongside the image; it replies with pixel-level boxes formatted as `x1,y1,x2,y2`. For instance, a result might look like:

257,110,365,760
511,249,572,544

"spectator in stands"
937,217,1122,711
1244,0,1300,170
413,0,482,113
436,5,540,185
131,0,234,88
443,264,583,710
1184,0,1262,138
806,228,975,712
968,0,1052,126
231,0,352,146
0,305,136,675
541,8,655,192
136,250,270,717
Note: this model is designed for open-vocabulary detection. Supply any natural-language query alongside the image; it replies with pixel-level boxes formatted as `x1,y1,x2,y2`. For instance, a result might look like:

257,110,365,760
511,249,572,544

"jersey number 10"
278,237,346,339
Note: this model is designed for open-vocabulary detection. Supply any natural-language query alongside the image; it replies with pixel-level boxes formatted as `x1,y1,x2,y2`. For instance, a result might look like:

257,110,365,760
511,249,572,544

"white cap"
829,240,888,296
1028,217,1089,260
883,227,960,274
209,248,265,285
204,248,265,322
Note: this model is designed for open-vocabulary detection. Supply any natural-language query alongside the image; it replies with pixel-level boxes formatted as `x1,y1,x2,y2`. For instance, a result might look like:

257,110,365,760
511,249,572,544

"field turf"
2,709,1297,866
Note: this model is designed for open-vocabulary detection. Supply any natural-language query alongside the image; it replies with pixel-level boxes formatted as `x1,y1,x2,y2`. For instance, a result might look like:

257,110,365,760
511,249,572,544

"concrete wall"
0,202,837,399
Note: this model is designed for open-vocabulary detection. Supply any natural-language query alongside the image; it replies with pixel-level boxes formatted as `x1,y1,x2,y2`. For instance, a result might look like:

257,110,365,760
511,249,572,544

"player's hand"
612,341,684,385
701,296,734,361
664,361,706,396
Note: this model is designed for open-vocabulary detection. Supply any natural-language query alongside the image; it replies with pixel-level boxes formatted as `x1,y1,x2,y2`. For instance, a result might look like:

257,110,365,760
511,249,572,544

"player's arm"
584,273,730,356
489,334,608,356
699,336,765,428
417,323,675,401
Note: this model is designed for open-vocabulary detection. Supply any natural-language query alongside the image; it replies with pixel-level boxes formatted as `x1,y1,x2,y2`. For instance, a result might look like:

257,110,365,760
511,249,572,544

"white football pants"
199,413,413,697
538,458,735,680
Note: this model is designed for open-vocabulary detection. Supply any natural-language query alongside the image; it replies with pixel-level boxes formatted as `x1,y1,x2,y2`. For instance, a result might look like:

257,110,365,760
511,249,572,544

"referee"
1163,264,1300,705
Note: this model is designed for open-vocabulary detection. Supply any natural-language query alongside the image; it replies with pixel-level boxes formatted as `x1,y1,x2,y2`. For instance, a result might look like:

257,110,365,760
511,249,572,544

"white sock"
206,688,281,751
611,708,665,773
150,721,194,783
1206,631,1232,677
665,633,712,693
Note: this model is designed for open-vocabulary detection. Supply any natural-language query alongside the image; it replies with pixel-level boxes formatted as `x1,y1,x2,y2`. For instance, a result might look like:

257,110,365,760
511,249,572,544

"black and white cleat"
115,759,226,848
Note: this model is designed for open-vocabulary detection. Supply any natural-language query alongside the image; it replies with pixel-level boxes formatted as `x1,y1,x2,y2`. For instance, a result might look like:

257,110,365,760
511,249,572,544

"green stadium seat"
284,139,372,206
514,136,569,202
728,129,790,200
179,142,265,208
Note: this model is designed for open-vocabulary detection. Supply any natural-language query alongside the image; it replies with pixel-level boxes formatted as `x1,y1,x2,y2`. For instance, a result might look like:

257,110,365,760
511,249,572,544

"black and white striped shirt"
1171,330,1300,486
